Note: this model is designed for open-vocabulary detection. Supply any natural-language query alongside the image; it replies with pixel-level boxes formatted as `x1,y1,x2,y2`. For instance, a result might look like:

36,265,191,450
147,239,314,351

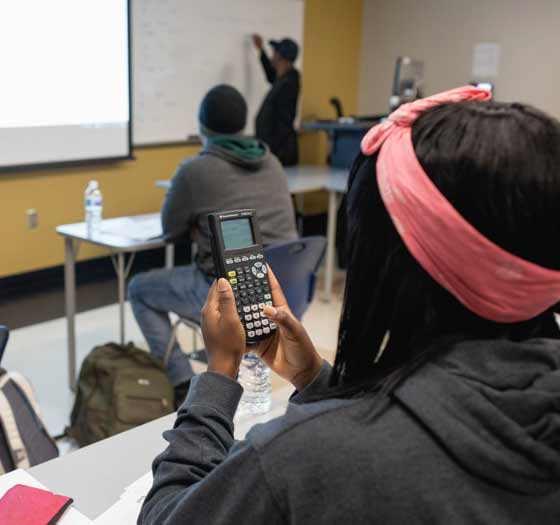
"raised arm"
253,33,276,84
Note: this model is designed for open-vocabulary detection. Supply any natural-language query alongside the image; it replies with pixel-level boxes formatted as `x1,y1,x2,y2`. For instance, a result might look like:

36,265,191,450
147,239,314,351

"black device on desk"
208,209,276,343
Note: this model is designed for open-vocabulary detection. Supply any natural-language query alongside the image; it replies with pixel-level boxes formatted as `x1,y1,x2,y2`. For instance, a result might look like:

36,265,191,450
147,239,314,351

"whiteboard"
131,0,304,145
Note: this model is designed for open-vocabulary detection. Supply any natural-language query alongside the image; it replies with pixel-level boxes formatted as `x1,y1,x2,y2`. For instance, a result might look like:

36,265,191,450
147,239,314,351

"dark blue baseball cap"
269,38,299,63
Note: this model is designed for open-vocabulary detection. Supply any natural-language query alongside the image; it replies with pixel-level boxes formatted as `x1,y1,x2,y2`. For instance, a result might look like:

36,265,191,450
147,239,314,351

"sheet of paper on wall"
472,43,501,78
0,469,94,524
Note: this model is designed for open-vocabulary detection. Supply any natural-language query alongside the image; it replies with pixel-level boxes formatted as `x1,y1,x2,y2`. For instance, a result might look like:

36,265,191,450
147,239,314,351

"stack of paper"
94,471,153,524
0,469,93,524
101,215,163,241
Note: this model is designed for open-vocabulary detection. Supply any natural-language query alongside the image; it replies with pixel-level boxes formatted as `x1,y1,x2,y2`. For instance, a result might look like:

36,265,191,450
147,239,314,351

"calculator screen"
221,218,255,250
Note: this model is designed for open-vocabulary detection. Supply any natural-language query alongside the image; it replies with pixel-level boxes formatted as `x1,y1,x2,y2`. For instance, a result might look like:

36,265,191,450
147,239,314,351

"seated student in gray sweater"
138,87,560,524
128,84,297,405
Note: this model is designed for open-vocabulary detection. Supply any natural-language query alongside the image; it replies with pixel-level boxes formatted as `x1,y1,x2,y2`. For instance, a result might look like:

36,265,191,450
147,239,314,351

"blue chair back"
0,325,9,366
264,237,327,320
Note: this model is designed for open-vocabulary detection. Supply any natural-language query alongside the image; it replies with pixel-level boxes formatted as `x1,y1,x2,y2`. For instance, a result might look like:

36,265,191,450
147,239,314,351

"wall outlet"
27,209,38,229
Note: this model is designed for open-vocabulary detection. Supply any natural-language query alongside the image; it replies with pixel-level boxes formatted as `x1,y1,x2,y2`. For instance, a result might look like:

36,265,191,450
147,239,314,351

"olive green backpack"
67,342,174,446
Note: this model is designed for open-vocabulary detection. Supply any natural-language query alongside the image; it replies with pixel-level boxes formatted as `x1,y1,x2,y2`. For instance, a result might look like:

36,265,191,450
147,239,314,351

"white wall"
359,0,560,118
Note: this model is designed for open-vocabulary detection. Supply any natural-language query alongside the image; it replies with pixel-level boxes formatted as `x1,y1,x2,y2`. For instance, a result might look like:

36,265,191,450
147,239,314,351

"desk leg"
117,253,126,345
324,190,339,302
165,243,175,269
64,238,77,391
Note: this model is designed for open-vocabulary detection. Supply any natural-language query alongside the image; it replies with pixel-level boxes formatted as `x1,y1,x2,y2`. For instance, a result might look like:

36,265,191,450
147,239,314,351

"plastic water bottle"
237,353,272,415
85,180,103,235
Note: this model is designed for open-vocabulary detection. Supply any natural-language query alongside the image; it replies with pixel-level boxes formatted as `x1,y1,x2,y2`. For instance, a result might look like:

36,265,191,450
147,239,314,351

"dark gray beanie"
198,84,247,135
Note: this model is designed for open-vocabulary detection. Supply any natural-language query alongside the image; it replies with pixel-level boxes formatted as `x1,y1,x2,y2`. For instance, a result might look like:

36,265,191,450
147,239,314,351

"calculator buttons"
257,272,264,278
252,313,260,320
251,305,258,311
249,255,256,260
262,319,269,326
264,293,272,300
260,311,266,318
234,257,241,263
257,254,264,259
229,278,238,285
270,323,277,330
243,306,251,313
226,258,234,264
248,331,255,338
258,303,264,309
228,271,236,277
256,329,263,336
246,322,254,329
263,327,270,334
244,267,251,273
244,314,252,322
254,320,261,328
254,261,263,268
242,256,249,262
265,301,273,306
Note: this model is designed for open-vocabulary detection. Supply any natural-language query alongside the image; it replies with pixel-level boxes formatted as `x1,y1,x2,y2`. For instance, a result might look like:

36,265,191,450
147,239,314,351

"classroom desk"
29,386,292,520
155,164,349,302
56,214,174,390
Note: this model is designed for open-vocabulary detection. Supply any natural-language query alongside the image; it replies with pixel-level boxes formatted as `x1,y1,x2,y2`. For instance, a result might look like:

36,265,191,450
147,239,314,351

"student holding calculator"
139,87,560,524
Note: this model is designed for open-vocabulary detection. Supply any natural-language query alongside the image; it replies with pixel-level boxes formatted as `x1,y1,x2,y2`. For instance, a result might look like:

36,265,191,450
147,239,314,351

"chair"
165,236,327,362
0,325,9,366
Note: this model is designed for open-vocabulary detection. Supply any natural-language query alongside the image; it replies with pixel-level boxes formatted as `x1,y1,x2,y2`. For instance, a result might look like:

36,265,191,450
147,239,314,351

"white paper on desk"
94,471,153,525
0,469,94,524
101,216,163,241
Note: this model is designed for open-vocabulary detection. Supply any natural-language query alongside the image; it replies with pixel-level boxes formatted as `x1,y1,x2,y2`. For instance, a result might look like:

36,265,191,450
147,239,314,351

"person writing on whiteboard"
128,84,297,407
253,34,300,166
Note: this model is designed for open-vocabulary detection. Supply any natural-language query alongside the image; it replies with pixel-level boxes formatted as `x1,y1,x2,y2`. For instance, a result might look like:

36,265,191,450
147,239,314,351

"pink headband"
361,86,560,323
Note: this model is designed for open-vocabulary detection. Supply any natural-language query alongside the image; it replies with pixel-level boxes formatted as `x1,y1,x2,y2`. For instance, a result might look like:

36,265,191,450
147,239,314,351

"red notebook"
0,484,73,525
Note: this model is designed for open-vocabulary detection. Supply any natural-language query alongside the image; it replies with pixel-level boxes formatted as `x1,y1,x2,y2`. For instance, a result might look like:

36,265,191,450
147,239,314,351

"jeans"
128,264,213,386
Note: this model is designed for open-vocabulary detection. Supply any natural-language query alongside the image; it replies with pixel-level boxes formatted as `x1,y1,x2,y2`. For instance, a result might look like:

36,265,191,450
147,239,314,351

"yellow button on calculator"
228,271,236,277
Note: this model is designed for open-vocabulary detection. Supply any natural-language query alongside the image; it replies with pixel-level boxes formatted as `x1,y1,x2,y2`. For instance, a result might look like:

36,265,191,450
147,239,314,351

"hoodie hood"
395,338,560,495
201,135,269,171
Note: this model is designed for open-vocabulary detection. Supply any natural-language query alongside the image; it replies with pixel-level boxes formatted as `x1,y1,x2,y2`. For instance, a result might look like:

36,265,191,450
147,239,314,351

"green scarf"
207,135,265,161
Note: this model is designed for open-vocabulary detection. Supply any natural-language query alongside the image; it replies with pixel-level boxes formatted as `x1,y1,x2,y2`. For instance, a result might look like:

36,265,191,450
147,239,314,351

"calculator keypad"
226,254,276,343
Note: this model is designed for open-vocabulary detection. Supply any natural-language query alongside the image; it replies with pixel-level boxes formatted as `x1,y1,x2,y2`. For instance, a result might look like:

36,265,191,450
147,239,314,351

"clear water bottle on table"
85,180,103,235
237,352,272,415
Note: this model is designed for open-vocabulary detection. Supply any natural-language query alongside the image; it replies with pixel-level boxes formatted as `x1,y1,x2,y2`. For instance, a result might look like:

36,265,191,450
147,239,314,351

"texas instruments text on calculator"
208,209,277,343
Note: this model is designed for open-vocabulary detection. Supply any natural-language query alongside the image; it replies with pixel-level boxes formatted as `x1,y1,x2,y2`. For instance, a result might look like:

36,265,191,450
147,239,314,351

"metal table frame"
56,214,174,391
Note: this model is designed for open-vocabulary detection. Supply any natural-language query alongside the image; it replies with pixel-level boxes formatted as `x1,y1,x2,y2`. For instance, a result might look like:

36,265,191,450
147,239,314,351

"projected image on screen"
0,0,130,169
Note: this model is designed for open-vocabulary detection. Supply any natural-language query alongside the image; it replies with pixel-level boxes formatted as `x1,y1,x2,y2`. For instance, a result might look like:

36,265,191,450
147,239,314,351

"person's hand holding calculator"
201,210,323,389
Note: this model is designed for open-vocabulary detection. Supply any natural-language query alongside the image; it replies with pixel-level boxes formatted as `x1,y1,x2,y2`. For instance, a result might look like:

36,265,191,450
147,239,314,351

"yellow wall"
0,0,363,278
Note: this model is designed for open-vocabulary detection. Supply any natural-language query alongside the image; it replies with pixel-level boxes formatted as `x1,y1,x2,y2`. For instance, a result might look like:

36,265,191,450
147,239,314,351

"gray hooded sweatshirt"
161,137,297,275
139,337,560,524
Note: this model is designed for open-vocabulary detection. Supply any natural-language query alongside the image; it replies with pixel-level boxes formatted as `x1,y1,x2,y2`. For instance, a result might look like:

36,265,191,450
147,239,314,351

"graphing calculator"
208,209,277,343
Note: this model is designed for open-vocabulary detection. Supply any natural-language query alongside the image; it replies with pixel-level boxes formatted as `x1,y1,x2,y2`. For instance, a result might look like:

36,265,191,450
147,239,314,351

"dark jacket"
255,52,300,166
138,338,560,524
161,137,297,275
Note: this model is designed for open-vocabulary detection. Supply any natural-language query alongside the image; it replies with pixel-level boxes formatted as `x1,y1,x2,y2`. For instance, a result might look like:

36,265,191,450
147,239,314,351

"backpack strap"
8,372,43,419
0,388,31,471
7,372,58,450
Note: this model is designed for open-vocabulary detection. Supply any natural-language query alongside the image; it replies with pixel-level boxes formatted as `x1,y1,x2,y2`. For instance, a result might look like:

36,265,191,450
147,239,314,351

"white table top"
56,213,167,252
29,386,292,520
155,164,349,195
